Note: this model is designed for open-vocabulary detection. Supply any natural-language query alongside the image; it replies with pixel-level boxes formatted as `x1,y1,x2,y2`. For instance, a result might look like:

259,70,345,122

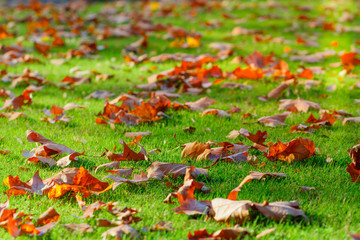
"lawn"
0,0,360,239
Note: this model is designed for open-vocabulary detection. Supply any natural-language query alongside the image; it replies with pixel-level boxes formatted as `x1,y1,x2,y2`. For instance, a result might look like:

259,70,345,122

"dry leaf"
265,137,315,162
279,98,321,113
181,141,210,159
188,227,250,240
147,161,207,179
210,198,307,224
258,112,291,127
186,97,216,111
227,171,287,200
63,223,93,233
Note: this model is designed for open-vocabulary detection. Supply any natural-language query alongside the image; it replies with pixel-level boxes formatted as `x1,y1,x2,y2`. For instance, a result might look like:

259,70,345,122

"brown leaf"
267,82,290,99
346,163,360,182
95,162,120,173
85,90,115,99
106,139,147,161
299,186,316,192
0,112,26,121
290,124,321,133
37,207,60,225
0,89,34,111
63,103,85,111
145,221,174,232
34,42,51,55
343,117,360,125
348,144,360,170
105,171,149,190
101,224,140,240
256,228,276,238
3,170,52,197
202,109,231,118
181,141,210,159
210,198,307,224
258,112,291,127
227,171,287,200
279,98,321,113
305,112,337,126
186,97,216,111
125,131,152,139
63,223,93,233
264,137,316,162
147,161,208,179
56,152,84,167
164,167,211,215
26,129,54,144
47,166,111,199
188,227,250,240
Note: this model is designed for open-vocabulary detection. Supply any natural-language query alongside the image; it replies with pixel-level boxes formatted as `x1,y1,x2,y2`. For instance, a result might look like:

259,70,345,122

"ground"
0,0,360,239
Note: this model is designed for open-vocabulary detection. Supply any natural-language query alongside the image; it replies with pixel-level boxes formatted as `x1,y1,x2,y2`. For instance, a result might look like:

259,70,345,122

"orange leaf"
265,137,315,163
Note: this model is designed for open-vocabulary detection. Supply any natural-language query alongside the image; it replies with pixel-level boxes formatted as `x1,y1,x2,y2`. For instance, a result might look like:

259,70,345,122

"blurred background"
0,0,115,7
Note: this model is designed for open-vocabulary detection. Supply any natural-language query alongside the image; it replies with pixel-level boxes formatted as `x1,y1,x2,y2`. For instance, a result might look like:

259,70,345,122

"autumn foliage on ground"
0,0,360,239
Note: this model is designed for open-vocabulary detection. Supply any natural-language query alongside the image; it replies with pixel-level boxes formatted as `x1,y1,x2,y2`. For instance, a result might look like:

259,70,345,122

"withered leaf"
63,223,93,233
37,207,60,225
348,144,360,170
265,137,315,163
256,228,276,239
210,199,307,224
202,109,231,118
186,97,216,111
104,171,150,190
4,170,52,197
101,224,140,240
95,162,120,174
164,167,211,215
279,98,321,113
299,186,316,192
267,82,290,99
105,139,147,161
258,112,291,127
343,117,360,125
125,131,151,139
181,141,210,159
188,227,250,240
227,171,287,200
0,112,26,121
85,90,115,99
147,161,207,179
306,112,337,126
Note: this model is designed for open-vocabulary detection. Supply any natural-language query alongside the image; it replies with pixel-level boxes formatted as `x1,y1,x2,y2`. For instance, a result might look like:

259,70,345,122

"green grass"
0,0,360,239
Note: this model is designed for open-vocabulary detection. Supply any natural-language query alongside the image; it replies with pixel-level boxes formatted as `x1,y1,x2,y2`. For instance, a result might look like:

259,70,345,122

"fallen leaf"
256,228,276,238
147,161,207,179
202,109,231,118
63,223,93,233
348,144,360,170
299,186,316,192
210,198,307,224
101,224,140,240
343,117,360,125
227,171,287,200
164,167,211,215
125,132,151,139
267,82,290,99
186,97,216,111
258,112,291,127
279,98,321,113
37,207,60,225
181,141,210,159
188,227,250,240
265,137,316,162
